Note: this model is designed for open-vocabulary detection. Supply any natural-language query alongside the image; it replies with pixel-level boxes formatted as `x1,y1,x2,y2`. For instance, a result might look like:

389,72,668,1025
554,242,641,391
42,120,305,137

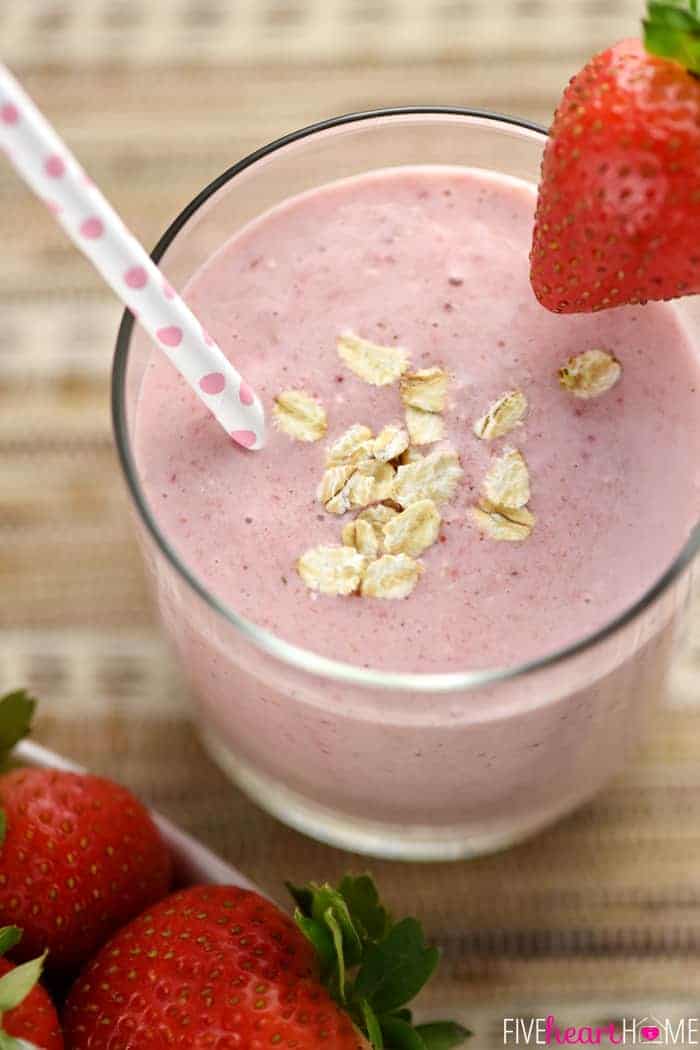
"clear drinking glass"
113,109,700,860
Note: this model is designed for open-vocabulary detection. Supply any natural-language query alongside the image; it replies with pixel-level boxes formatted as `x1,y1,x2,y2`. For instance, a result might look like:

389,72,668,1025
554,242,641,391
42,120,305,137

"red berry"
0,957,64,1049
63,885,369,1050
0,769,172,970
530,38,700,313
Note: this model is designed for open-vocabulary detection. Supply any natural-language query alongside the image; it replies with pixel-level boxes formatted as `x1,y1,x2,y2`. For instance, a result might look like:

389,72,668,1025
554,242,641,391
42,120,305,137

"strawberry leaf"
0,691,36,769
359,999,384,1050
289,877,468,1050
338,875,392,941
354,918,439,1016
414,1022,473,1049
0,929,21,958
644,1,700,73
288,881,364,992
324,906,348,1000
380,1015,427,1050
312,888,364,966
0,953,45,1013
292,912,336,975
286,882,313,914
0,1034,41,1050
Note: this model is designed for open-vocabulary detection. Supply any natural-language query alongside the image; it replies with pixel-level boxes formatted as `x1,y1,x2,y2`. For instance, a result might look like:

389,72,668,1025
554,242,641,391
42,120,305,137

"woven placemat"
3,1,700,1041
3,1,640,69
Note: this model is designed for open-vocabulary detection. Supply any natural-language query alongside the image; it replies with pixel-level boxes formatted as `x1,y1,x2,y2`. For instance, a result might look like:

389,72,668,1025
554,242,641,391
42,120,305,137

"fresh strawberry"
63,885,359,1049
0,926,63,1049
530,2,700,313
63,879,470,1049
0,691,172,971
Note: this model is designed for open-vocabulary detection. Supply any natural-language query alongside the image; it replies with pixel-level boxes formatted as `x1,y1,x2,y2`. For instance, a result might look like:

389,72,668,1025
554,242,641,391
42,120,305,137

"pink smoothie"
136,166,700,672
131,165,700,854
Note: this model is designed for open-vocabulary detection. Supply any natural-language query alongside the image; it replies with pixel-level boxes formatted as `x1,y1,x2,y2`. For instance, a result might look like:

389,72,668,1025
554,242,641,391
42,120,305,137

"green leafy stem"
288,875,471,1050
644,1,700,74
0,927,44,1050
0,690,38,854
0,695,45,1048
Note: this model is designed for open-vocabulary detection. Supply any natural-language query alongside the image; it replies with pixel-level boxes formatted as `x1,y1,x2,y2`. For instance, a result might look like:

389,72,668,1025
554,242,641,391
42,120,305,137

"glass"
113,109,700,860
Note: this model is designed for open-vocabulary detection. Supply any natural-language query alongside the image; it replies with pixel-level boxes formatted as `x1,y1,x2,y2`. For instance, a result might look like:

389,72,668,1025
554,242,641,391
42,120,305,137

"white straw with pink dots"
0,63,265,451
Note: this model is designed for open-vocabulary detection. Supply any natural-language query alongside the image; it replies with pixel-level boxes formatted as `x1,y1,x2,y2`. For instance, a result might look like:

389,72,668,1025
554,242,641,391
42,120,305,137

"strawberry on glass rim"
530,0,700,313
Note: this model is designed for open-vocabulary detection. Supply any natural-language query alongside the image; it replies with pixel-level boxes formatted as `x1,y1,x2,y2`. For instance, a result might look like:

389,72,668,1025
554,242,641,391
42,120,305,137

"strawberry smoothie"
130,162,700,856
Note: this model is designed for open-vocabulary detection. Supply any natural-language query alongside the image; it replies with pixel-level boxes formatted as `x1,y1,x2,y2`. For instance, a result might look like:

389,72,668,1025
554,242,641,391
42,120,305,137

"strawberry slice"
530,1,700,313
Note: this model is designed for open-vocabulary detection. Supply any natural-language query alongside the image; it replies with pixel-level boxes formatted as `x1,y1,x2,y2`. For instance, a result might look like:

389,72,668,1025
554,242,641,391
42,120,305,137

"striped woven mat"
2,2,700,1045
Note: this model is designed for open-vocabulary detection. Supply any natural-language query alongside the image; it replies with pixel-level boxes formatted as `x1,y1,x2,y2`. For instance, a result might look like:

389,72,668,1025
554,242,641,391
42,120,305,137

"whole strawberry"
64,879,469,1050
63,885,360,1049
531,2,700,313
0,691,172,971
0,926,63,1049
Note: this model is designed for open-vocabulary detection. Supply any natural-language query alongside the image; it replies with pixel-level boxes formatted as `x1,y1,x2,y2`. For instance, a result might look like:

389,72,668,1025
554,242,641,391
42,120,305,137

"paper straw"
0,63,265,451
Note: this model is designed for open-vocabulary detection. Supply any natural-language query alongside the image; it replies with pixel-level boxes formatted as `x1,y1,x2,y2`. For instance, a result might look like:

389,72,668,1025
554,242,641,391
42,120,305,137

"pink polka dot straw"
0,63,266,451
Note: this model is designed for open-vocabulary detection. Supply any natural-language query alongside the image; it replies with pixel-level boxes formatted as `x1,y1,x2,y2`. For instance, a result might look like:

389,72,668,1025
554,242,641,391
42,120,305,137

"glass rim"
112,105,700,693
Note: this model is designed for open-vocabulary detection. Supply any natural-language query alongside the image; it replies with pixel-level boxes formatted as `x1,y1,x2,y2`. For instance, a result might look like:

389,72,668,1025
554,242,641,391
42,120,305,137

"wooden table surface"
2,2,700,1044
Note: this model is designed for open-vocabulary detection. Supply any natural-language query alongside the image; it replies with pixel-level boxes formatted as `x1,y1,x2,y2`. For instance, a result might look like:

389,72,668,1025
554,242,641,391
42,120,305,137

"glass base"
200,728,583,861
